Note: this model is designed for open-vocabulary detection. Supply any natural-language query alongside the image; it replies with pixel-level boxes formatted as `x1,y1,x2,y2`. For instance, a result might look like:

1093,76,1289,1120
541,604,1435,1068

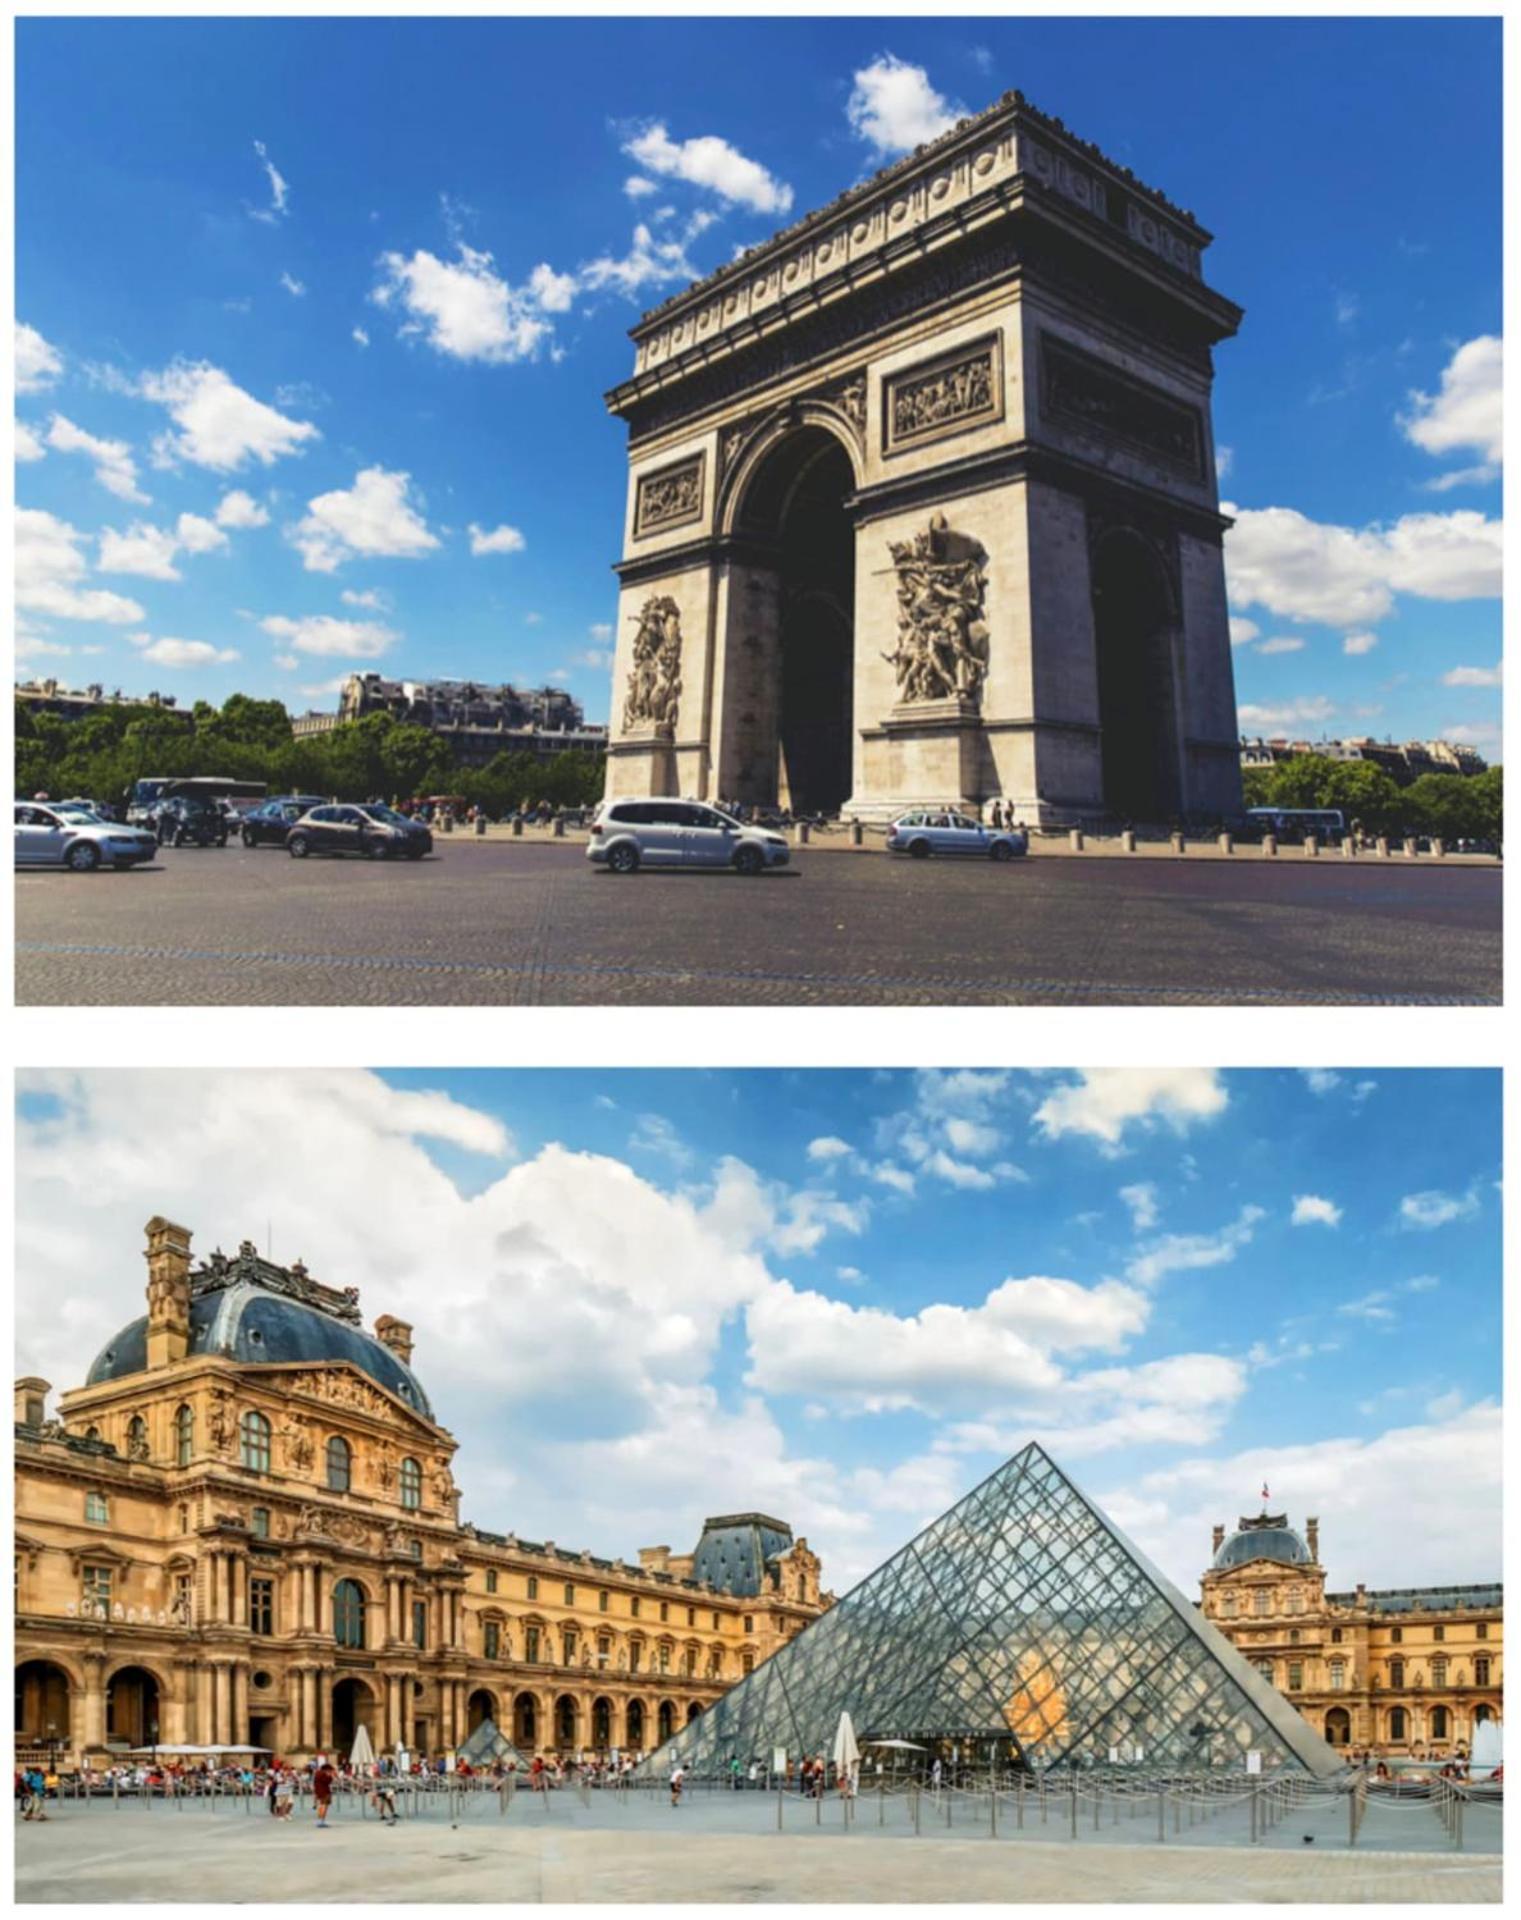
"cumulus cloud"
1443,663,1501,688
846,54,963,158
1119,1183,1160,1232
527,263,577,314
622,122,792,215
214,489,269,530
352,326,370,348
1228,616,1260,648
1399,1188,1481,1230
1033,1069,1229,1151
139,360,320,471
1291,1193,1343,1228
1400,335,1502,486
15,419,46,462
623,175,657,199
17,322,64,393
577,222,701,300
130,635,239,668
96,511,231,581
372,245,553,364
807,1137,853,1163
468,522,526,556
339,587,387,611
288,466,440,572
258,612,399,658
43,414,148,502
1125,1205,1265,1287
1343,631,1378,655
16,508,146,624
1256,635,1305,655
1236,695,1336,732
1223,501,1502,628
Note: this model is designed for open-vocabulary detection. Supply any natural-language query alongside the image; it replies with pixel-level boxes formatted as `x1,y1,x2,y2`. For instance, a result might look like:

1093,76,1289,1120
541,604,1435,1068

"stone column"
232,1664,249,1747
81,1652,107,1753
169,1665,195,1745
301,1667,317,1750
197,1662,214,1743
232,1553,247,1628
214,1663,232,1746
317,1668,333,1753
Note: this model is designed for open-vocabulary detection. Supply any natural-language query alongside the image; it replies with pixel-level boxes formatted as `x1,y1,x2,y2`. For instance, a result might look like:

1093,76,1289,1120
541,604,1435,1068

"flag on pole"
1260,1482,1270,1502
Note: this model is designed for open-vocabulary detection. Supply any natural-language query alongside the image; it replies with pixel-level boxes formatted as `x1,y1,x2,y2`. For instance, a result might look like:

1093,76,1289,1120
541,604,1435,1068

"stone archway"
1324,1707,1352,1748
513,1691,538,1752
15,1659,73,1747
467,1688,498,1736
657,1699,677,1745
554,1694,579,1752
686,1700,702,1723
1091,529,1182,824
591,1697,613,1749
625,1698,645,1750
105,1664,162,1748
331,1676,378,1756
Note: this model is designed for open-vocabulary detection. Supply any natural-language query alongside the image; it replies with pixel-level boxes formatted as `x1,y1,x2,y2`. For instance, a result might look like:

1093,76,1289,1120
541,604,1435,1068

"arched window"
127,1415,147,1458
240,1411,271,1473
175,1405,193,1467
1431,1705,1450,1741
1389,1706,1407,1741
326,1436,352,1493
399,1457,421,1511
333,1579,366,1649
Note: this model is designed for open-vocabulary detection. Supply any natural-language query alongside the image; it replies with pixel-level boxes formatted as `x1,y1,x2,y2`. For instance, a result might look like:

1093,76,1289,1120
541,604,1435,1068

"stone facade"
13,1222,826,1769
1201,1513,1502,1759
603,89,1243,824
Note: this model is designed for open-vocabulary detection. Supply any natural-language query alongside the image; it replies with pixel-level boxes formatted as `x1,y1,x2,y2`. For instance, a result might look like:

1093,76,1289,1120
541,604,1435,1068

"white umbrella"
350,1722,376,1770
832,1711,861,1791
862,1739,926,1750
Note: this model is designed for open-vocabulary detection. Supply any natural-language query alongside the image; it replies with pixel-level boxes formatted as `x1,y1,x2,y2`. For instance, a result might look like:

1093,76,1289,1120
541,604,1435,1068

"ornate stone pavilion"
1201,1511,1502,1759
13,1220,826,1768
604,88,1244,824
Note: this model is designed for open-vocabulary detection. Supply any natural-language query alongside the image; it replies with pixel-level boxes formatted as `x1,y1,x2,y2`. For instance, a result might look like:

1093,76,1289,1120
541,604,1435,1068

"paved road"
14,841,1502,1005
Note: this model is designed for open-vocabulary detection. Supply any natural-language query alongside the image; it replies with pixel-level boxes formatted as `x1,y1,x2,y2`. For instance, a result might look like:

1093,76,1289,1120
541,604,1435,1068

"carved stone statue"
622,596,683,733
280,1415,314,1473
207,1389,234,1456
882,513,990,704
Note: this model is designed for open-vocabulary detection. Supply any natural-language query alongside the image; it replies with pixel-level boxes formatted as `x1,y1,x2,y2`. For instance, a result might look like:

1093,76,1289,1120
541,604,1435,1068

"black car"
153,794,229,847
286,804,433,860
241,796,328,847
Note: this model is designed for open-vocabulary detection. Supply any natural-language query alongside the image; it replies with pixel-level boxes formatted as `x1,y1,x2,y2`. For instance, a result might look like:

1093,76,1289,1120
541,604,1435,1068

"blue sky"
14,1068,1501,1596
17,18,1501,754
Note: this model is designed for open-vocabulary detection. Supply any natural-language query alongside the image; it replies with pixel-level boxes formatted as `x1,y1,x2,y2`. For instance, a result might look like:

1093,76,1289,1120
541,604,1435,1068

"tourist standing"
669,1762,685,1808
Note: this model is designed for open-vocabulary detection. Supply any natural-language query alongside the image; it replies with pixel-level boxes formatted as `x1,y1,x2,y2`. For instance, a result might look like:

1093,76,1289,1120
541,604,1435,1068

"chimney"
1306,1516,1320,1562
15,1377,50,1428
1211,1523,1225,1555
374,1315,414,1366
144,1217,193,1369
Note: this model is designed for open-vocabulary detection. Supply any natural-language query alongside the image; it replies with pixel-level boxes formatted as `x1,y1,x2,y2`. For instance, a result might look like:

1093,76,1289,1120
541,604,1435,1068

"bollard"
852,818,863,847
1094,1784,1101,1830
1121,829,1136,853
1173,1792,1180,1835
1432,837,1446,858
443,814,454,833
553,816,565,838
1218,832,1233,855
800,820,811,845
1304,834,1318,858
1263,833,1277,857
1376,835,1389,858
1171,831,1185,855
475,815,486,836
512,816,523,837
1404,837,1418,858
1341,835,1356,858
1069,828,1084,853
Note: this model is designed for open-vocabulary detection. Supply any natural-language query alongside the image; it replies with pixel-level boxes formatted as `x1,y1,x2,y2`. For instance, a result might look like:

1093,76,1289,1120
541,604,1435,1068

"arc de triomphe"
603,89,1243,825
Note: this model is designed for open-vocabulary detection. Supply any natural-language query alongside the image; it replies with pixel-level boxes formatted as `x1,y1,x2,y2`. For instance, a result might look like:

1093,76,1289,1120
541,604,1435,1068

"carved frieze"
622,596,683,734
1040,334,1203,479
882,513,990,705
634,454,705,537
884,336,1003,455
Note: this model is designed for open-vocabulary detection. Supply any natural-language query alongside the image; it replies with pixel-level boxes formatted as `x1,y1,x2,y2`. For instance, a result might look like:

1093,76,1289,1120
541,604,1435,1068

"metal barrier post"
815,1787,821,1826
1173,1790,1180,1834
1249,1785,1257,1845
990,1786,997,1838
852,819,863,847
879,1783,885,1827
913,1784,921,1835
1069,1777,1077,1840
1157,1788,1165,1842
776,1784,782,1832
1348,1785,1356,1848
1017,1777,1024,1829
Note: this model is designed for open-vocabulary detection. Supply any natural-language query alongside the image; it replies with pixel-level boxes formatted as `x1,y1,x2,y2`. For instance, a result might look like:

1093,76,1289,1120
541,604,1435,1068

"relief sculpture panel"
884,337,1003,455
634,454,705,537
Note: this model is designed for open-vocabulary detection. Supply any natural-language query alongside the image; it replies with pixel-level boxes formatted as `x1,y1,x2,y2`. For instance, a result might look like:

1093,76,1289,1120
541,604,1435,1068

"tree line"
1241,753,1502,842
15,694,608,816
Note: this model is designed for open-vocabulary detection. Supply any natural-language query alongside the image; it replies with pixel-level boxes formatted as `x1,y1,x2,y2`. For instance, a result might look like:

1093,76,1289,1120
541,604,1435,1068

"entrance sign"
605,89,1244,824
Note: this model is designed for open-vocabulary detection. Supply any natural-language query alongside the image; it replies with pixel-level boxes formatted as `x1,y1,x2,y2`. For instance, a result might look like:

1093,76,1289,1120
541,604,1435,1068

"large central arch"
1092,530,1183,823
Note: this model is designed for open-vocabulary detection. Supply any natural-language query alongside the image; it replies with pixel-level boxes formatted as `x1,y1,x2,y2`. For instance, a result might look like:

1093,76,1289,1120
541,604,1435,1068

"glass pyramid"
649,1443,1340,1778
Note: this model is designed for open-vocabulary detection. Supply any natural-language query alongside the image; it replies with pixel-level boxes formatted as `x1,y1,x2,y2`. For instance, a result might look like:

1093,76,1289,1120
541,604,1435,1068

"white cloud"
177,512,231,555
846,54,963,158
279,271,307,298
1400,335,1502,483
17,322,64,393
340,587,387,611
1228,616,1260,647
627,1112,693,1169
1443,663,1501,688
140,360,320,471
131,635,240,669
352,326,370,348
468,522,526,556
1125,1205,1265,1287
16,508,146,624
258,612,398,659
622,122,792,215
289,466,440,572
807,1136,852,1163
1033,1069,1229,1150
1236,695,1336,732
97,523,184,580
577,223,700,300
44,414,148,502
869,1163,915,1195
1291,1193,1343,1228
527,263,578,314
1399,1188,1480,1230
1337,1288,1395,1323
1256,635,1305,655
273,653,298,672
1300,1069,1340,1096
623,175,657,199
1343,631,1379,655
214,489,269,530
250,139,289,222
1224,501,1502,628
1215,445,1233,480
589,621,613,641
1119,1183,1160,1232
16,420,46,462
372,245,552,364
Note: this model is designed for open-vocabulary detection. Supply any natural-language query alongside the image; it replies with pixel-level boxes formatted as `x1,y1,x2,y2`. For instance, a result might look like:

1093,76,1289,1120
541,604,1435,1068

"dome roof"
86,1244,432,1419
1214,1519,1311,1570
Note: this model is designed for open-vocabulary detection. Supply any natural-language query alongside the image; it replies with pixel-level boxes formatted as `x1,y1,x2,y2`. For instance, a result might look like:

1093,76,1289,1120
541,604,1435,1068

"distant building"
290,674,609,767
1202,1511,1502,1758
15,680,179,720
1239,737,1489,784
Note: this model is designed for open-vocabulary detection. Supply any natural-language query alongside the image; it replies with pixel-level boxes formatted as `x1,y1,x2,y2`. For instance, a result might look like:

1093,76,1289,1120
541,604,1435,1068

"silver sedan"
886,810,1028,861
14,801,158,871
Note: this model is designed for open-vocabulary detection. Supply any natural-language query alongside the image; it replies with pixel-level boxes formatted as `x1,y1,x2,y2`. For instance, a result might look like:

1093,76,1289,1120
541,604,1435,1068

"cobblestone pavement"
15,839,1501,1005
14,1795,1502,1903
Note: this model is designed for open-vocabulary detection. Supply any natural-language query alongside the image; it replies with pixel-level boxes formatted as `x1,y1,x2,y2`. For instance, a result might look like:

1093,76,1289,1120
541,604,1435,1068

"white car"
588,799,790,875
15,801,158,871
887,810,1028,861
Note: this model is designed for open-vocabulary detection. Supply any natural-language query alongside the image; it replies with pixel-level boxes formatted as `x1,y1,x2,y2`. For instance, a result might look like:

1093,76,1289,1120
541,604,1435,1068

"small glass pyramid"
648,1442,1340,1778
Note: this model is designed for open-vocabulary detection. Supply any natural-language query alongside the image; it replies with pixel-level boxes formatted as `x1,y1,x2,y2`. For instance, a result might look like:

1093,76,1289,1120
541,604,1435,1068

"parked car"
886,810,1028,861
152,794,230,847
287,804,433,860
241,796,328,847
14,801,157,871
588,798,791,874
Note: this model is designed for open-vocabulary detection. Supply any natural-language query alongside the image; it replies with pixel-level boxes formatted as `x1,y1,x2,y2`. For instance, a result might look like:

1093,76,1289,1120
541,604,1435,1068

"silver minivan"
588,799,790,875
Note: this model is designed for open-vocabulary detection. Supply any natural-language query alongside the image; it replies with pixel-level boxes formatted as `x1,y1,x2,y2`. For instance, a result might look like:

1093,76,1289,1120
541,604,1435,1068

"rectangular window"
1431,1657,1448,1686
1475,1656,1490,1685
658,1644,670,1673
82,1566,112,1616
1332,1627,1343,1644
1389,1659,1405,1688
563,1630,577,1665
174,1572,192,1623
659,1601,668,1623
484,1621,500,1660
630,1642,642,1673
743,1615,754,1634
599,1591,609,1613
687,1607,695,1627
630,1597,641,1619
564,1584,575,1608
1330,1663,1345,1692
85,1491,108,1525
412,1600,427,1650
250,1507,269,1539
598,1635,610,1668
741,1653,754,1675
684,1647,696,1676
711,1612,719,1631
526,1575,538,1600
525,1627,540,1664
1433,1623,1445,1642
1390,1626,1402,1644
1288,1662,1303,1691
1253,1590,1269,1617
485,1570,498,1595
250,1577,274,1636
1476,1621,1488,1640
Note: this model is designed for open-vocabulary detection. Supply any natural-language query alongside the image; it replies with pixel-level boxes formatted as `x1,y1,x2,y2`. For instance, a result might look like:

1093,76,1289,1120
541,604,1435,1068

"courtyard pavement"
14,835,1501,1005
14,1785,1503,1904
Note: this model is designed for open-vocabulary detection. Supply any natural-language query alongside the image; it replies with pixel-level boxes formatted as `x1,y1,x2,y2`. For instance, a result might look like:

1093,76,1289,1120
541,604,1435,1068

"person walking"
275,1769,295,1820
669,1762,685,1808
371,1779,400,1826
313,1758,336,1828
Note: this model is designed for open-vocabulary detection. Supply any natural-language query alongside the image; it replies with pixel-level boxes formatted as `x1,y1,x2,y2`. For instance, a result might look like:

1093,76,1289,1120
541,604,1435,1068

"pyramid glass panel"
646,1443,1341,1779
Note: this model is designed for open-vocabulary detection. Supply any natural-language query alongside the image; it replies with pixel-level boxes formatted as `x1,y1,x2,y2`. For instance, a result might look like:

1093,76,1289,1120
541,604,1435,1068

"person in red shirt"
313,1760,336,1828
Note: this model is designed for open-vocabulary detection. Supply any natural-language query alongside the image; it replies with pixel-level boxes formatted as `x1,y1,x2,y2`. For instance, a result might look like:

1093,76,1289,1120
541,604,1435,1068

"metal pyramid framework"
648,1443,1340,1779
